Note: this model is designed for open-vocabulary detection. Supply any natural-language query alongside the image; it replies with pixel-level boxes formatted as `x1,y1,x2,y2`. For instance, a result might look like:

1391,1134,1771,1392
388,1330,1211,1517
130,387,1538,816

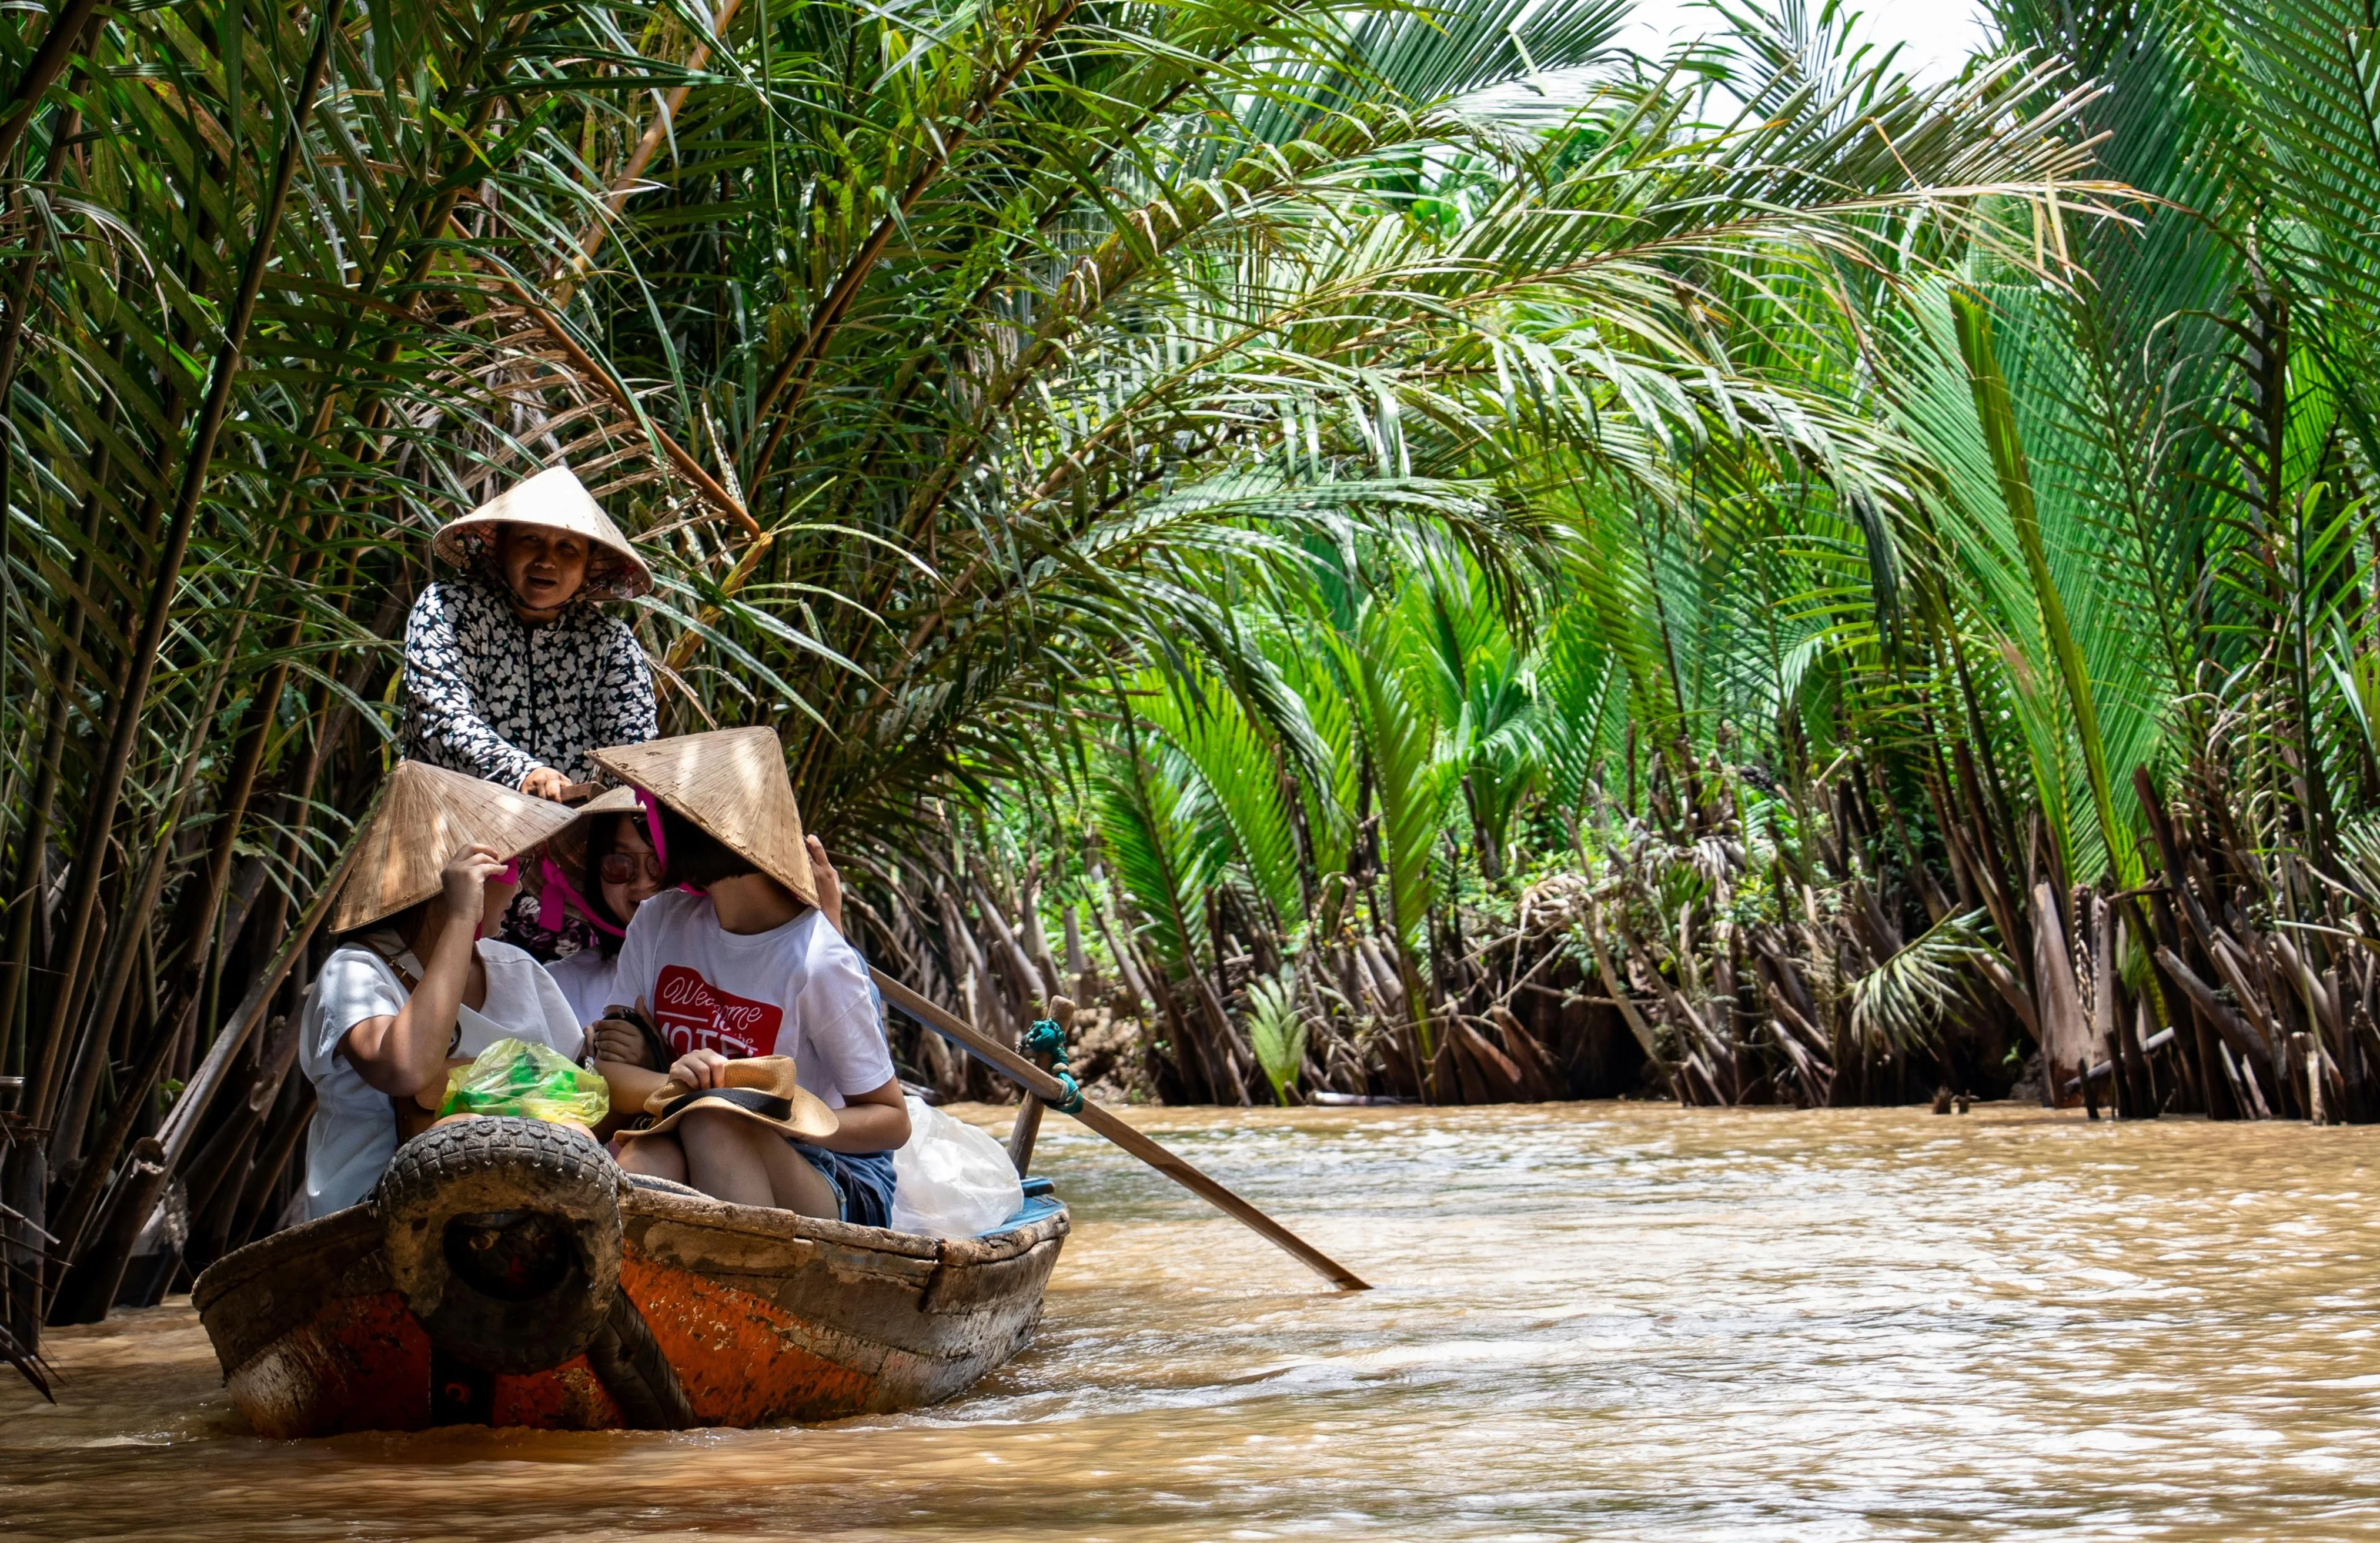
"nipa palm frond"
1848,909,2004,1051
1245,967,1309,1105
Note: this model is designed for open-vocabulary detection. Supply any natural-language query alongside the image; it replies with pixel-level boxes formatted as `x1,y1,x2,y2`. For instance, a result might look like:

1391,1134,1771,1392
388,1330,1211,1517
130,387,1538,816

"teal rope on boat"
1026,1017,1084,1114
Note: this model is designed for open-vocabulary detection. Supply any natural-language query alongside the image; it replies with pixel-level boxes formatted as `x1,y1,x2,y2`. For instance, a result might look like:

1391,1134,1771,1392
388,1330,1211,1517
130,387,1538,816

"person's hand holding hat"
666,1047,734,1091
617,1052,838,1143
439,843,508,918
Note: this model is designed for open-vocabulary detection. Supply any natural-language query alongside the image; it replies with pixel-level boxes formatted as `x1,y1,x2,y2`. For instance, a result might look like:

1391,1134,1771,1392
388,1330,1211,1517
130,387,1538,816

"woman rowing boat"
402,464,660,957
401,465,658,801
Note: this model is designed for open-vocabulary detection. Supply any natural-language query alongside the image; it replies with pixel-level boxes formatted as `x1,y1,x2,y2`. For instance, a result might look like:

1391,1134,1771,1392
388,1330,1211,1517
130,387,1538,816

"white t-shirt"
548,947,621,1028
611,890,891,1108
297,934,585,1220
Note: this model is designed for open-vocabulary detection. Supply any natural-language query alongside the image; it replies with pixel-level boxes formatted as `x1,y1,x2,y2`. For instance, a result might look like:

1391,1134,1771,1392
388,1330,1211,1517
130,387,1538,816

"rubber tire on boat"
583,1290,694,1430
377,1118,622,1375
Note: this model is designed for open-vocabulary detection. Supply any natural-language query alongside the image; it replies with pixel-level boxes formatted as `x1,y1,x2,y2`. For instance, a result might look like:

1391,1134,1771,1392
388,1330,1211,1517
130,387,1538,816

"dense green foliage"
5,0,2379,1369
981,0,2380,1115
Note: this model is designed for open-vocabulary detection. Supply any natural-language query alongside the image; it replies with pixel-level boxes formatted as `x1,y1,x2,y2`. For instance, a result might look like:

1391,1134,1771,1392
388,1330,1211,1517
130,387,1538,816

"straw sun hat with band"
619,1055,837,1145
331,761,583,935
589,726,818,907
432,464,654,602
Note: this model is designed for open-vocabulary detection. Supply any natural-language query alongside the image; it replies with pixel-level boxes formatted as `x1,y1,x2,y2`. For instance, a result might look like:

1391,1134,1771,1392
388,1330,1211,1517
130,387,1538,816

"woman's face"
496,523,591,617
600,819,663,922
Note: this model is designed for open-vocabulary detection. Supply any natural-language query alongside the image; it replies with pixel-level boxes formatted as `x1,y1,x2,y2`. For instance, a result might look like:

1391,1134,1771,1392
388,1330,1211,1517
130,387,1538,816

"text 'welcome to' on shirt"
610,890,892,1107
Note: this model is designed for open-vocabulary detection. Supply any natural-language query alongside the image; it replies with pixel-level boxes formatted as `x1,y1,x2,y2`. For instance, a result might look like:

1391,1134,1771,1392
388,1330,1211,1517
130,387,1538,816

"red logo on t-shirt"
653,964,783,1058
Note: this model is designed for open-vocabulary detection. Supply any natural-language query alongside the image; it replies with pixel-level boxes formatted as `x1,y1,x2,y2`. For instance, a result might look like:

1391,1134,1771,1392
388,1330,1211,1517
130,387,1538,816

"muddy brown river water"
6,1101,2380,1539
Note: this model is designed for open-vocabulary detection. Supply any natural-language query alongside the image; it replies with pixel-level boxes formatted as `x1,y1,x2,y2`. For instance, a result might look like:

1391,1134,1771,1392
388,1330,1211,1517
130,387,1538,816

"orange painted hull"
193,1184,1067,1435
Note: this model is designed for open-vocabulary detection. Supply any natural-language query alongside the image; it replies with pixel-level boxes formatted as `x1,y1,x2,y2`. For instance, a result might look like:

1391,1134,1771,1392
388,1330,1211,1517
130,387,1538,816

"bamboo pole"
871,968,1369,1291
44,827,362,1321
32,0,347,1133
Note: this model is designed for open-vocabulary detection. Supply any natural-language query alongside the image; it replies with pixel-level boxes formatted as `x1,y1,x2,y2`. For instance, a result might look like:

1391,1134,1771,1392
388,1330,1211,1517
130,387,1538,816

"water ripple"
7,1103,2380,1539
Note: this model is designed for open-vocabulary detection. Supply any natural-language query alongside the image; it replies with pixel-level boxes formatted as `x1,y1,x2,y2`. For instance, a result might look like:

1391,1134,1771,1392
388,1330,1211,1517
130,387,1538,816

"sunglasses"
600,852,665,885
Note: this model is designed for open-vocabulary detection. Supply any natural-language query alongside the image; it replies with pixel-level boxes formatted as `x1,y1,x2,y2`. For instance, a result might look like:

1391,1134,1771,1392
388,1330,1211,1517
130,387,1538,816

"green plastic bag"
437,1037,610,1126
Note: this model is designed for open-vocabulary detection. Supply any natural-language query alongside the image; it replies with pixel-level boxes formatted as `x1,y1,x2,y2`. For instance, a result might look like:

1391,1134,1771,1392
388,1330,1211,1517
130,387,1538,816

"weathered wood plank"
193,1172,1070,1431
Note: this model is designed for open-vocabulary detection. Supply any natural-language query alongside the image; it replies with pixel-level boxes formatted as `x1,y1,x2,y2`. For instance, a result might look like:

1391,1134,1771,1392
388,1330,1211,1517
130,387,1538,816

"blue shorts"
790,1145,897,1228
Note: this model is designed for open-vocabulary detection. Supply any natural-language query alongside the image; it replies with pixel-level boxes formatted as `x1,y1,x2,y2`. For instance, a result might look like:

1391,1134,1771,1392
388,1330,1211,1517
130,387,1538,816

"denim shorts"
790,1144,897,1228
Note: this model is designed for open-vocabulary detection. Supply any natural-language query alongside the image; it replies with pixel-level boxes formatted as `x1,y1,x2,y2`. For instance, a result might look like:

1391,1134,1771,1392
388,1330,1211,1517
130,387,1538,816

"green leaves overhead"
0,0,2209,1143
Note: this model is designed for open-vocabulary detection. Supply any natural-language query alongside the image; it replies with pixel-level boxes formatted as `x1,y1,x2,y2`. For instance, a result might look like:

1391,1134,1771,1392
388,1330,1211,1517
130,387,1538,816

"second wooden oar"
870,967,1370,1292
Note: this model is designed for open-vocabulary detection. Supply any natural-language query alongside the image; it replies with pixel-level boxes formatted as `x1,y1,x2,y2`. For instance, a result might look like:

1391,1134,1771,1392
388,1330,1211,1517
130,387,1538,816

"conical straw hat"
590,728,817,907
570,784,644,819
431,465,654,599
331,762,583,934
536,784,643,871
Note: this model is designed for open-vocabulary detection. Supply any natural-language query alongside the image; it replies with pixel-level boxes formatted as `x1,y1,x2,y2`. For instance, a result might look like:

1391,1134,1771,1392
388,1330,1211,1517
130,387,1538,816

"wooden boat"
191,1117,1067,1436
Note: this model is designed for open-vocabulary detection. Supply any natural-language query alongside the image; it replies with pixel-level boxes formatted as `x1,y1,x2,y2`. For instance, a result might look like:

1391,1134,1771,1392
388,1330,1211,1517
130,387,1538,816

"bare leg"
617,1133,688,1183
676,1110,838,1215
748,1130,841,1217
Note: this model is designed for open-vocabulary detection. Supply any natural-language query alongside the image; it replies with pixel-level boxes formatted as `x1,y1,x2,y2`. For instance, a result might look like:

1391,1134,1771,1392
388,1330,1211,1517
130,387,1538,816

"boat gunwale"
194,1181,1070,1324
621,1183,1069,1266
192,1206,380,1317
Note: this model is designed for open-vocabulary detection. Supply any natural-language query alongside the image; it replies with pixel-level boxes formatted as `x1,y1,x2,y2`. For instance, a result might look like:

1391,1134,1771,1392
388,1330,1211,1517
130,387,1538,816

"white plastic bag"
889,1096,1025,1238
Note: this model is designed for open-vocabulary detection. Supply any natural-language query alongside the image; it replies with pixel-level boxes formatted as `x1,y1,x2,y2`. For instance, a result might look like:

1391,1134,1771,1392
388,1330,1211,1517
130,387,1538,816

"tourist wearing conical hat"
400,465,658,803
294,763,590,1220
538,787,666,1028
587,728,910,1224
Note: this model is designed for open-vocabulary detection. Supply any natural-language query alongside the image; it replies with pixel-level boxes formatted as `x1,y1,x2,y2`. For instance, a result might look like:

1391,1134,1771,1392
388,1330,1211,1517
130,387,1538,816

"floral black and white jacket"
399,576,657,788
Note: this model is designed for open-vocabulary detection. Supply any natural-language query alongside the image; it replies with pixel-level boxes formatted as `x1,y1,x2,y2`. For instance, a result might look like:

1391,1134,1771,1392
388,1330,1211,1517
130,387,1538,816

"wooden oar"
870,967,1370,1292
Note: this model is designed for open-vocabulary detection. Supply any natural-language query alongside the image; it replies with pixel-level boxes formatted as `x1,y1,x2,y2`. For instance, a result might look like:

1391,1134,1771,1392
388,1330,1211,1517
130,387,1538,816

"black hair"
656,801,760,890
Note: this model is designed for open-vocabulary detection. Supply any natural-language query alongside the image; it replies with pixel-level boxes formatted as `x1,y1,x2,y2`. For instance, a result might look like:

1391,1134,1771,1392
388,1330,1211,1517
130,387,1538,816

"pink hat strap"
635,786,668,866
536,856,626,939
634,786,706,894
